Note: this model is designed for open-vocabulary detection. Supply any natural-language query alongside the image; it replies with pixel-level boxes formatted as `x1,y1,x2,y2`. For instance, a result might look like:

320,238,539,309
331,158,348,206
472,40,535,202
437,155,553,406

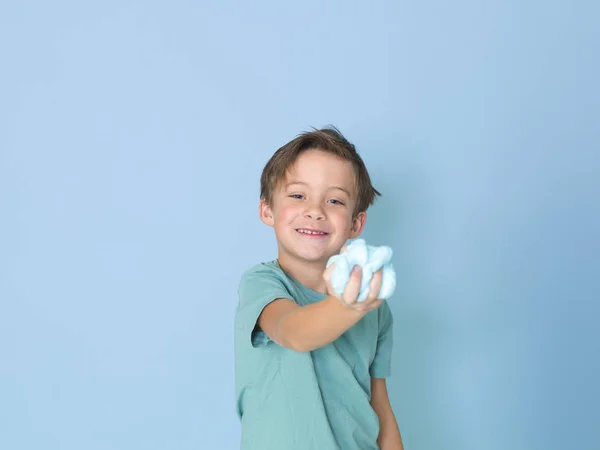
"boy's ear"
259,198,275,227
349,211,366,238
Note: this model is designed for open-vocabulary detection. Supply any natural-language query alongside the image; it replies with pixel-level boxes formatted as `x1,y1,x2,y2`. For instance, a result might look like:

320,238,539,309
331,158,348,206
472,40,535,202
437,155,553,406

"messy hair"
260,126,381,216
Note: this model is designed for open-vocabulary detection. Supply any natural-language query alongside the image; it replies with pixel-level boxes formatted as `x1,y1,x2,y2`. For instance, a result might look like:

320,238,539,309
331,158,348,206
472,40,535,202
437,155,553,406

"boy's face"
260,149,366,265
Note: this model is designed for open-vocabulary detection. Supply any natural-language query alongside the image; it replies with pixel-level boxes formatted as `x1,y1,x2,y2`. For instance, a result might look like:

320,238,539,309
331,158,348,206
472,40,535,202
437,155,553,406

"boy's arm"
258,266,383,352
258,296,364,352
371,378,404,450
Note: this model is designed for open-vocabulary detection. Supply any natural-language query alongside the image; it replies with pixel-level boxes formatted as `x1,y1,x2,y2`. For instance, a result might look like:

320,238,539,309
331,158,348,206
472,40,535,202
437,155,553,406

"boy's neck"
276,253,329,295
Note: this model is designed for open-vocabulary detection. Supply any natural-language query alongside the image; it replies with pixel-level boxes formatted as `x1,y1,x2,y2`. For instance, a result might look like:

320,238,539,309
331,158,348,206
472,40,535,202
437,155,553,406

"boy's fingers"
368,269,383,301
371,299,384,310
354,298,382,313
350,271,384,312
343,266,362,304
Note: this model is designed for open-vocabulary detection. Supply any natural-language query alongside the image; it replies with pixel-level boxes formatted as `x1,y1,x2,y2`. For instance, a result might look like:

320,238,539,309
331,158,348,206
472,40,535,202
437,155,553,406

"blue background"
1,1,598,449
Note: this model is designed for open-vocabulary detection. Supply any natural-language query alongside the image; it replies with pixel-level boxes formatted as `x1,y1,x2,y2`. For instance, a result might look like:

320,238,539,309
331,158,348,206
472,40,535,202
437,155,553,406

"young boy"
234,127,404,450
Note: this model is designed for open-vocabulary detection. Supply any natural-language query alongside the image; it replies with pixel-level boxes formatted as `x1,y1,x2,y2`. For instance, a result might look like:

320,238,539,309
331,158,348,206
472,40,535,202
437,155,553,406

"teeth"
298,229,325,235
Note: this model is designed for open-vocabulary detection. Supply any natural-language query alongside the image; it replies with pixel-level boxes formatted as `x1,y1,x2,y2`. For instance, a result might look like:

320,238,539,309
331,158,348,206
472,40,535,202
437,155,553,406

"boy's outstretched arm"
371,378,404,449
257,266,383,353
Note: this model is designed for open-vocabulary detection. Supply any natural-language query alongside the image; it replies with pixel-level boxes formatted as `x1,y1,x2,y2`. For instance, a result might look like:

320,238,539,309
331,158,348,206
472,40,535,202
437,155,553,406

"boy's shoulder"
236,261,299,312
239,260,281,280
238,260,293,294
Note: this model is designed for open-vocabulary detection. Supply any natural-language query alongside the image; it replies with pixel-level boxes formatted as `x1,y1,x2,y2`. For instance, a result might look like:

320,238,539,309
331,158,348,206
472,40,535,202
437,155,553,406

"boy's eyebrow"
285,181,308,188
329,186,352,197
285,181,351,197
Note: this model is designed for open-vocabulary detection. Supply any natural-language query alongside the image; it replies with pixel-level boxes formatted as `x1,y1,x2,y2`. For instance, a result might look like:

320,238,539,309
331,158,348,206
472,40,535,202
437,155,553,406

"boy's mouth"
295,228,329,238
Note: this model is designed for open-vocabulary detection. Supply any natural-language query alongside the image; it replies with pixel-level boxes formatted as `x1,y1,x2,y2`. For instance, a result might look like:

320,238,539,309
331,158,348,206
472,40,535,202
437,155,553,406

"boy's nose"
304,204,325,220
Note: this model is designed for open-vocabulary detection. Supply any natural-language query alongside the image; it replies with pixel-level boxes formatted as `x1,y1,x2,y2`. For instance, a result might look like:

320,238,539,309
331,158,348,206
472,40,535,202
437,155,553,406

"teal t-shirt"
234,260,394,450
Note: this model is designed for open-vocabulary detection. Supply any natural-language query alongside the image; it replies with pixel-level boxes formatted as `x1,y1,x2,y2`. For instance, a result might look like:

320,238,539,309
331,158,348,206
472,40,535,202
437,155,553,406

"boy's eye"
289,194,304,199
329,199,344,205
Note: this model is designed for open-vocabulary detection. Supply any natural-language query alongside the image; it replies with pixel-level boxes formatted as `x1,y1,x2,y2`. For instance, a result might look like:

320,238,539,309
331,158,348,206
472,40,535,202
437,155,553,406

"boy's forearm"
276,296,365,352
377,411,404,450
371,378,404,449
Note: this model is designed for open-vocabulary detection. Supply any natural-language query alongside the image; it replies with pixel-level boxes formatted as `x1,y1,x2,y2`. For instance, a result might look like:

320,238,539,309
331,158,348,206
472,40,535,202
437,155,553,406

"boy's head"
259,127,381,264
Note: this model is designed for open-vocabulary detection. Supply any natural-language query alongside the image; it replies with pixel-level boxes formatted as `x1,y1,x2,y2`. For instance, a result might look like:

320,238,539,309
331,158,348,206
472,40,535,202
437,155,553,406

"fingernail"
353,266,361,273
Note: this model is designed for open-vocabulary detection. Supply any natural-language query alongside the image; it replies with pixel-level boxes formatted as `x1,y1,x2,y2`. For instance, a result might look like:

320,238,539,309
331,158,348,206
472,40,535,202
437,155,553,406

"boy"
234,127,404,450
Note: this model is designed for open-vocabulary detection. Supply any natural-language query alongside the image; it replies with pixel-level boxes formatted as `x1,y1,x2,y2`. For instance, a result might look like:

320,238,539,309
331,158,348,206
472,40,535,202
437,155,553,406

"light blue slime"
326,239,396,302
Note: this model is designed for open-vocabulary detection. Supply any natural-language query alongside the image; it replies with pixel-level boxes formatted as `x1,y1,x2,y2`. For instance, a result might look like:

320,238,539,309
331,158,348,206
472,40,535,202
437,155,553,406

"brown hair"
260,126,381,216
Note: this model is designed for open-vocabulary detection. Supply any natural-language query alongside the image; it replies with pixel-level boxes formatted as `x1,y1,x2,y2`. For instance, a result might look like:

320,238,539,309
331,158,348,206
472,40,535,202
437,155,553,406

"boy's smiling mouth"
295,228,329,237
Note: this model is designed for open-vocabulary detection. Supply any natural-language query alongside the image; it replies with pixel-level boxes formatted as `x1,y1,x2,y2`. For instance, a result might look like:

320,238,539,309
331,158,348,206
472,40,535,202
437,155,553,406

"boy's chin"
299,250,340,264
279,239,346,263
281,248,332,264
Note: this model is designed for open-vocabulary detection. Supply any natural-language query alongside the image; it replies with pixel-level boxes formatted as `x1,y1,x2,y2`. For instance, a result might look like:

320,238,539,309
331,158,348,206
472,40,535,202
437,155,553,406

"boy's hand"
324,258,384,314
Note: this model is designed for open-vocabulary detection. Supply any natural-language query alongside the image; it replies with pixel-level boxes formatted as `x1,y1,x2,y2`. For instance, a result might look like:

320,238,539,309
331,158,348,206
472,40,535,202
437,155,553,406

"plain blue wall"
1,1,598,449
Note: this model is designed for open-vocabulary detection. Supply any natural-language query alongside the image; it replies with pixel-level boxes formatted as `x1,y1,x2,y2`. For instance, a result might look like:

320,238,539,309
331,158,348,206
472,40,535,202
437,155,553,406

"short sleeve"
369,300,394,378
235,265,293,348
